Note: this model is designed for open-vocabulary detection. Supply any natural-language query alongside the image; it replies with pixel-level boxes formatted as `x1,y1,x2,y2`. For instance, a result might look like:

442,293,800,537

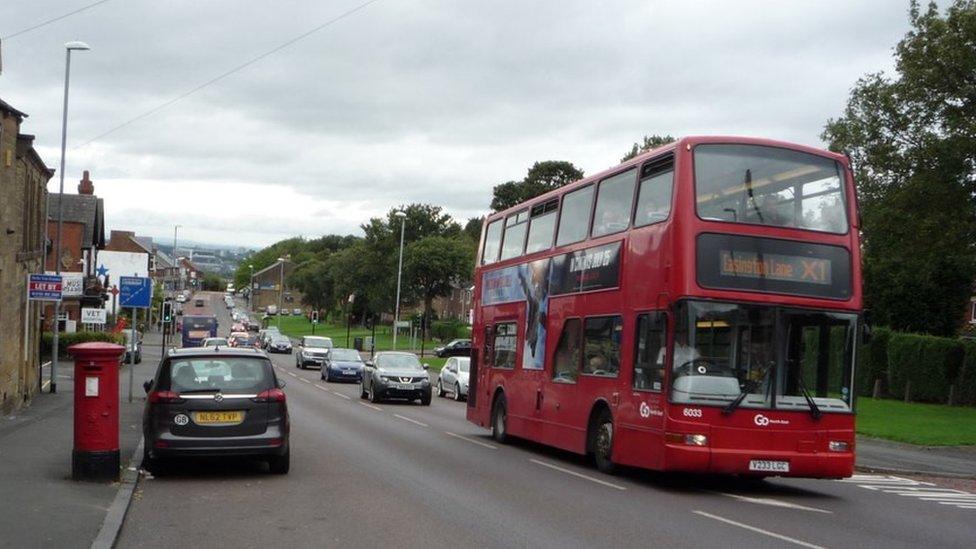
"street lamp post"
173,224,181,290
248,263,254,311
276,258,285,329
392,211,407,350
50,40,90,394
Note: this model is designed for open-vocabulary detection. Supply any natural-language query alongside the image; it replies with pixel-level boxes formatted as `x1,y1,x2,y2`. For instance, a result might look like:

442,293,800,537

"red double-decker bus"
466,136,862,478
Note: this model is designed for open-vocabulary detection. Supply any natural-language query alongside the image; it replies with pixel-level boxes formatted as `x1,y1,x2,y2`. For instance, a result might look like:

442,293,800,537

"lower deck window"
493,322,517,369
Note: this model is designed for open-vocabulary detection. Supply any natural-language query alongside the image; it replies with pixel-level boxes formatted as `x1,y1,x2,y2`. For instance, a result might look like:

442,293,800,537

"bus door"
616,311,668,469
539,318,585,453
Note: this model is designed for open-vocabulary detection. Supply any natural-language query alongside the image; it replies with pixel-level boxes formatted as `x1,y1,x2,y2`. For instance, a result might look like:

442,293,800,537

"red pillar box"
69,341,125,481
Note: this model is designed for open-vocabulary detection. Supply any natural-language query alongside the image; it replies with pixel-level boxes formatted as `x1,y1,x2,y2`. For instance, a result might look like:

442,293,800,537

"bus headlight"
828,440,850,452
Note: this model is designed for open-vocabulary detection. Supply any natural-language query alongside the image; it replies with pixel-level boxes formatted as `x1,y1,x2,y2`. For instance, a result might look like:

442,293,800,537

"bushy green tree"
404,235,475,336
620,134,677,162
822,0,976,336
490,160,584,211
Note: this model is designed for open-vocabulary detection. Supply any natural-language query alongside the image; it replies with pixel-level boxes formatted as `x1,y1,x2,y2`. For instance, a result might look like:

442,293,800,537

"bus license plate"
749,460,789,473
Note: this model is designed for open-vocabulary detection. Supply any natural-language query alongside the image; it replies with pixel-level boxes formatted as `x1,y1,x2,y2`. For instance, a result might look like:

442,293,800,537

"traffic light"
162,301,173,323
311,310,319,324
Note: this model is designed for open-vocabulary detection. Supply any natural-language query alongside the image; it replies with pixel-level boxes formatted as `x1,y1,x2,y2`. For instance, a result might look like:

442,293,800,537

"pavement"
856,436,976,478
0,331,160,549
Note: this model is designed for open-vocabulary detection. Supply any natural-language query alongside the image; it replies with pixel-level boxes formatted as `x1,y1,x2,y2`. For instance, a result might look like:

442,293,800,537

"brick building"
0,97,53,413
250,260,303,312
44,170,106,328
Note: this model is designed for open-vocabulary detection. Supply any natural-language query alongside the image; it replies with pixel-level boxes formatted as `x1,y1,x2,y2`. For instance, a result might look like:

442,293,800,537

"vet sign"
81,307,107,324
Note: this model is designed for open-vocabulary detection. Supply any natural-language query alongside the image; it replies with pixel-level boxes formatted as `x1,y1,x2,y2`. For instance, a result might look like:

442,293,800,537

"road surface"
117,292,976,548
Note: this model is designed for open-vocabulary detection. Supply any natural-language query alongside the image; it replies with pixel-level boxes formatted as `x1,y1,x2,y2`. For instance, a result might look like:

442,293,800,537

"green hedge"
857,327,891,397
431,320,466,342
41,331,125,360
887,332,964,403
958,342,976,406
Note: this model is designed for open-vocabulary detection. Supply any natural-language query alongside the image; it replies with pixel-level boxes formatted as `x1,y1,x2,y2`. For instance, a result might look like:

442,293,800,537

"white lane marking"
41,379,50,391
320,388,352,400
286,372,298,378
358,402,382,411
715,492,832,514
693,511,826,549
843,474,976,511
314,385,330,392
444,431,497,450
393,414,428,428
300,378,311,384
529,459,626,491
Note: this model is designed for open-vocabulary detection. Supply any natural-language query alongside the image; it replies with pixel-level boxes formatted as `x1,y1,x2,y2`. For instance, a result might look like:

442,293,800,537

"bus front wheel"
592,409,616,474
491,396,509,444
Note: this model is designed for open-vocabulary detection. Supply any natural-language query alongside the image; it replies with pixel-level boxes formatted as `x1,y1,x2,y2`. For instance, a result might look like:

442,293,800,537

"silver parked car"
360,352,431,405
436,357,469,401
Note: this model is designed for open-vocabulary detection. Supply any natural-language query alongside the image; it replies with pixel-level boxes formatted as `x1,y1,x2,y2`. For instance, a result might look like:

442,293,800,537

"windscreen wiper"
722,379,759,415
795,376,822,420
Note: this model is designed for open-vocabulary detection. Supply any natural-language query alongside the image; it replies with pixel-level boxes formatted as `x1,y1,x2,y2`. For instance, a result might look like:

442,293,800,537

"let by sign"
28,273,63,301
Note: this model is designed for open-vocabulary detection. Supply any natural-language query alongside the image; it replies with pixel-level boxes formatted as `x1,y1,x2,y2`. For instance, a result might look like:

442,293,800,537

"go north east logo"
753,413,789,427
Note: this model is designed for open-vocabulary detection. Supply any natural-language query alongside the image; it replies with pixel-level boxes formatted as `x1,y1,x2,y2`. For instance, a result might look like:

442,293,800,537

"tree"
463,217,483,243
403,236,475,337
620,134,677,162
201,273,225,291
288,259,335,313
822,0,976,336
490,160,584,211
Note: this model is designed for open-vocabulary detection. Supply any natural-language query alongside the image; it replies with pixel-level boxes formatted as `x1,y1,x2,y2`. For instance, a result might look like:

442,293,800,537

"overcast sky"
1,0,919,248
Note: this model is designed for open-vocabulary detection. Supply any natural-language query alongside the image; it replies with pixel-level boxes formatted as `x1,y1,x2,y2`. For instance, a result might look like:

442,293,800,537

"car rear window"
157,357,274,393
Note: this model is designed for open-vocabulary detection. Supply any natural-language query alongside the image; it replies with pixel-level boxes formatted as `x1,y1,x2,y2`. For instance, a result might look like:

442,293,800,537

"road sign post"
119,276,152,402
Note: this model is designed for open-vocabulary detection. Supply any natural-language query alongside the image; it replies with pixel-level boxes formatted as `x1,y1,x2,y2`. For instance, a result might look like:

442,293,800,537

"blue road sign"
28,273,63,301
119,276,152,308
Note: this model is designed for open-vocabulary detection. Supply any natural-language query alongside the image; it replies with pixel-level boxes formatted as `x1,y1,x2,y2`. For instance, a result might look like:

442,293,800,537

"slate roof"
0,97,28,121
47,193,105,249
133,235,154,253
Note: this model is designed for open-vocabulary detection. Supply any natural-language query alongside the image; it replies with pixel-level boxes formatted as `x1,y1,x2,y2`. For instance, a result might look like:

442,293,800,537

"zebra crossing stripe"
840,474,976,511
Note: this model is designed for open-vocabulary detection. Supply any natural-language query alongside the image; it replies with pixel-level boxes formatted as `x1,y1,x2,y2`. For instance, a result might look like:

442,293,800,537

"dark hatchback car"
360,352,431,405
434,339,471,358
320,348,365,383
142,347,290,474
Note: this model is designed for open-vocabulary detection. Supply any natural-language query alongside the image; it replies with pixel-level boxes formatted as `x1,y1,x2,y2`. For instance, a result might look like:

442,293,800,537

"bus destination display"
698,233,851,299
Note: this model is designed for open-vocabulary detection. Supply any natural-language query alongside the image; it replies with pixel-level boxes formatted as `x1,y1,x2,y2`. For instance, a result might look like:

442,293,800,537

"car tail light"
253,388,286,403
148,390,185,403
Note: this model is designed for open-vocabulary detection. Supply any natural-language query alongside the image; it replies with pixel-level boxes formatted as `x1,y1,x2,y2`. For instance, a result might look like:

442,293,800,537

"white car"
296,336,334,369
201,337,229,347
437,357,469,401
175,294,186,303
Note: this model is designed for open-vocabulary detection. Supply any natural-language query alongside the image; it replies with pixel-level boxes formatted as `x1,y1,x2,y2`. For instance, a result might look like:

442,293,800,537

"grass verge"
856,398,976,446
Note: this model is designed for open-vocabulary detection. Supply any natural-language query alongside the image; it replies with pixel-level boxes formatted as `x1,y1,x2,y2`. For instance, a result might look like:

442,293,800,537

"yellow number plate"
193,411,244,425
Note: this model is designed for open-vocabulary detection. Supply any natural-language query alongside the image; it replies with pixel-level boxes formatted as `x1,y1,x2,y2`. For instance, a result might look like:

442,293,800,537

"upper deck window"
525,199,559,254
592,169,636,238
695,144,848,234
500,210,529,260
556,185,595,246
482,219,503,265
634,158,674,227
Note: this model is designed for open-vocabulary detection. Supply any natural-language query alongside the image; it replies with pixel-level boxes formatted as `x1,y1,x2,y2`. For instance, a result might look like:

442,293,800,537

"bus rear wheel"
491,396,509,444
592,410,616,474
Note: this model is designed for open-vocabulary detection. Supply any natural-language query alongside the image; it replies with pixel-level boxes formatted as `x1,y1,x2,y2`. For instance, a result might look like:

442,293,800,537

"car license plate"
748,459,790,473
193,411,244,425
343,370,354,375
396,383,413,390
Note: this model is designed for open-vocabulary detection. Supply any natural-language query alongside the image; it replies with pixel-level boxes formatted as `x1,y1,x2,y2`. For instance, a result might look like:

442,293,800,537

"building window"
582,316,622,377
633,312,666,391
553,319,581,383
971,301,976,323
493,322,517,369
